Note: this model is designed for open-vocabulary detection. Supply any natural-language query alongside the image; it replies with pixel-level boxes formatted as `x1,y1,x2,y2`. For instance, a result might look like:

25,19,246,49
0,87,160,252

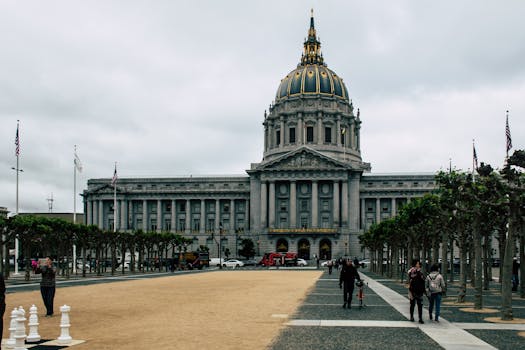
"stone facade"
82,14,436,260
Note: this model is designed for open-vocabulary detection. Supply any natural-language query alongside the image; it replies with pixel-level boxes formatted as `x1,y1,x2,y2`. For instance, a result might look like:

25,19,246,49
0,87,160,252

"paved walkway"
270,269,525,350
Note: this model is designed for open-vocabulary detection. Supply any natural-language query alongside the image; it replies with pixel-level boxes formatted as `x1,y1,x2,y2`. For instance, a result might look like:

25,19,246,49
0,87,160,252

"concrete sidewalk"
269,269,525,350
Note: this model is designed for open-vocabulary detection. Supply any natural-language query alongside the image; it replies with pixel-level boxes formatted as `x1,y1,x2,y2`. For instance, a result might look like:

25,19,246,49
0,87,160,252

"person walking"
339,259,361,309
34,257,56,317
408,259,425,324
426,263,446,322
327,260,333,275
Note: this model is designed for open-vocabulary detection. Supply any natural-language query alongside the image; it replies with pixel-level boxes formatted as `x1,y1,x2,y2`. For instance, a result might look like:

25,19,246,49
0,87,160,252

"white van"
209,258,224,267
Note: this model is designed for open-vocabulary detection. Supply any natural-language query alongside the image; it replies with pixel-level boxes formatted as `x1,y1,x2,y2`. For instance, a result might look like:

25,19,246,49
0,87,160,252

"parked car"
359,259,370,268
241,259,258,266
223,259,244,268
296,258,308,267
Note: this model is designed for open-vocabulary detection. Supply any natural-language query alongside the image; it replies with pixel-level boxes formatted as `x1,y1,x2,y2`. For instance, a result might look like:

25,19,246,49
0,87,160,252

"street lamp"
218,222,223,269
11,166,23,275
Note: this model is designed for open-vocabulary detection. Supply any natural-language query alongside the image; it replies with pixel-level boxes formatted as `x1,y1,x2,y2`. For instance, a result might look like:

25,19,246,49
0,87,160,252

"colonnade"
86,198,249,234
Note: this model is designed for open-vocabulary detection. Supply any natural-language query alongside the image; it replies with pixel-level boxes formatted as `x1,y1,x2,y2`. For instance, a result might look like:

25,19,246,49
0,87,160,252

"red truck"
259,252,298,267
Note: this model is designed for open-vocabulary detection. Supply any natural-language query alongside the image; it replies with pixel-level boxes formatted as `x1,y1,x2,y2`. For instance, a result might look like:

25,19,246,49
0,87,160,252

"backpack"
428,274,440,293
409,270,425,295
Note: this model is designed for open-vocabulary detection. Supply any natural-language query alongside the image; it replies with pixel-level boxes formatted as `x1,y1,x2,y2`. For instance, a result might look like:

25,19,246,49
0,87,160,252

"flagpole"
73,145,77,273
472,139,476,183
14,120,21,275
113,162,117,233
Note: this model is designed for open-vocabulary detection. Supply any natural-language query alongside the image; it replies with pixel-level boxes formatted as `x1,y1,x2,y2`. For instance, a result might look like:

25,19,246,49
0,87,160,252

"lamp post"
11,166,23,275
218,222,223,269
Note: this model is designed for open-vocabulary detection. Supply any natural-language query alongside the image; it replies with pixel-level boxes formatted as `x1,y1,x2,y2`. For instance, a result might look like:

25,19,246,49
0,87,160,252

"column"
157,200,162,232
264,125,268,152
336,117,341,147
341,181,348,227
260,182,267,228
269,181,275,228
200,200,206,234
128,201,133,230
171,200,176,232
361,198,365,231
230,199,235,234
87,200,93,225
290,181,297,228
185,199,191,233
312,180,318,228
142,200,148,231
348,174,360,231
245,199,250,230
391,198,396,217
376,198,381,224
280,118,285,148
215,199,220,231
121,199,128,231
297,114,303,144
98,200,103,228
333,181,340,226
317,113,323,145
350,122,356,149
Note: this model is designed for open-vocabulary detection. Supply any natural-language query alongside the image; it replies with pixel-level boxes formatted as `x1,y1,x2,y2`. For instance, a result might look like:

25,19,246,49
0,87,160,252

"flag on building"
74,151,83,172
15,122,20,156
111,163,118,185
506,111,512,153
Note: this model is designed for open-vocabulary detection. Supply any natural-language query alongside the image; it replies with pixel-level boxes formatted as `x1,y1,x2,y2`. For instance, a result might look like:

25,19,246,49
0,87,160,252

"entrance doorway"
319,239,332,260
276,238,288,252
298,239,310,260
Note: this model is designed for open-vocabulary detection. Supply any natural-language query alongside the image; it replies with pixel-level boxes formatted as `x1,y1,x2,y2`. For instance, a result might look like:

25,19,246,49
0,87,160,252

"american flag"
111,163,118,186
15,122,20,156
506,111,512,153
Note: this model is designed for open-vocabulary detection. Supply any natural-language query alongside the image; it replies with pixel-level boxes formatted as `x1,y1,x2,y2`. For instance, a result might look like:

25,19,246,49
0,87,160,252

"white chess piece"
6,308,18,349
26,304,41,342
57,305,72,344
14,306,27,350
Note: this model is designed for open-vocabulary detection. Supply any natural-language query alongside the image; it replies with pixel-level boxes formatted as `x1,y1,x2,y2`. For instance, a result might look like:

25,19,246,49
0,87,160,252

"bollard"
57,305,72,344
6,308,18,349
14,306,27,350
26,304,41,343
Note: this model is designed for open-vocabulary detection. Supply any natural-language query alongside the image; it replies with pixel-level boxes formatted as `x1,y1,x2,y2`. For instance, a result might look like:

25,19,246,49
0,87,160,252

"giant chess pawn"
26,304,41,343
6,308,19,349
14,306,27,350
57,305,72,344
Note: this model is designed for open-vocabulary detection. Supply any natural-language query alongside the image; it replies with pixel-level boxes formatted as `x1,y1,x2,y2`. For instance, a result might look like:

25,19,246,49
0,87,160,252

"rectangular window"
322,200,329,211
178,219,185,231
166,203,171,212
165,220,171,231
341,129,346,144
276,130,281,145
325,127,332,143
207,218,215,231
289,127,296,143
280,217,287,228
322,216,330,228
306,127,314,142
223,204,229,213
179,203,186,212
192,219,200,231
300,216,308,229
301,200,308,211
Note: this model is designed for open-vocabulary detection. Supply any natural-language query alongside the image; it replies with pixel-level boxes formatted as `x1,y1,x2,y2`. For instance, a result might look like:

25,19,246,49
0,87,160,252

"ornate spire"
300,9,324,66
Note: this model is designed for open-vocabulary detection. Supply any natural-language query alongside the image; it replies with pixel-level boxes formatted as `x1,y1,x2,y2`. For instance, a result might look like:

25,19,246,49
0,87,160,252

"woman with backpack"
407,259,425,324
426,263,446,322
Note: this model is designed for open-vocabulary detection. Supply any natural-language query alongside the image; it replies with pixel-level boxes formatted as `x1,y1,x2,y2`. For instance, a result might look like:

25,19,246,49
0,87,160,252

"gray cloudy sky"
1,1,524,214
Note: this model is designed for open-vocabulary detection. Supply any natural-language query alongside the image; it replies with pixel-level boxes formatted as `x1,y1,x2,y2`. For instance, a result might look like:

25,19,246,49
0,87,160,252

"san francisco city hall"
83,15,435,260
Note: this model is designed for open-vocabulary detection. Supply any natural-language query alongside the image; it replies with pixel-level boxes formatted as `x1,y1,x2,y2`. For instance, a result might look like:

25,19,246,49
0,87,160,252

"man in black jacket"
34,257,56,317
339,259,361,309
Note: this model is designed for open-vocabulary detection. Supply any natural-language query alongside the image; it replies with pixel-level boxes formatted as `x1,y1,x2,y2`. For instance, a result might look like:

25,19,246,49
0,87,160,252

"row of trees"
359,150,524,320
0,215,259,281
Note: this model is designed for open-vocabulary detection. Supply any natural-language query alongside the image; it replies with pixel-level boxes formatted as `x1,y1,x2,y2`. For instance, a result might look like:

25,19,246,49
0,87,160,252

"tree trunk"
483,234,491,290
520,230,524,298
501,202,517,321
449,238,455,283
441,230,449,286
473,222,483,309
458,236,468,303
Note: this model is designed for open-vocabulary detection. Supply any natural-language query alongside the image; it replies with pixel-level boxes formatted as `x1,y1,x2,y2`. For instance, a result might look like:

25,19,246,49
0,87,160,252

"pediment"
258,148,345,171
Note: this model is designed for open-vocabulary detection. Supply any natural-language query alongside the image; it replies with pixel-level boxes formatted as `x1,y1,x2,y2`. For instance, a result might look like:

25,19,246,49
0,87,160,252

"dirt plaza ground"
3,270,322,350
